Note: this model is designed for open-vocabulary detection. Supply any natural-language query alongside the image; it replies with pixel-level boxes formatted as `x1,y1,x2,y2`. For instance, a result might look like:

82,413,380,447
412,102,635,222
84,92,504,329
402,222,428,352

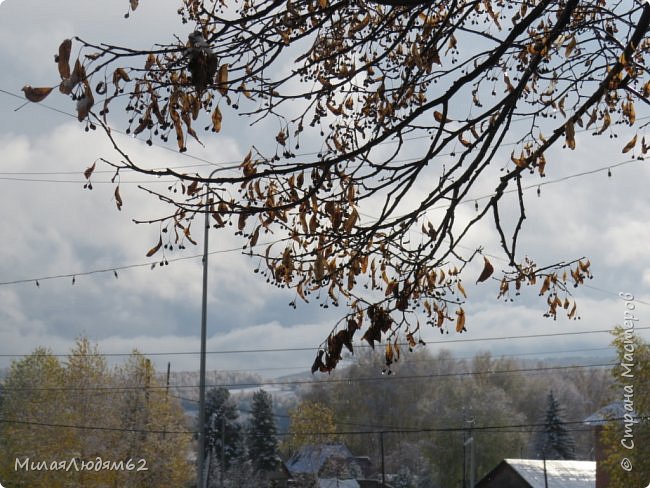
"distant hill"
167,369,304,433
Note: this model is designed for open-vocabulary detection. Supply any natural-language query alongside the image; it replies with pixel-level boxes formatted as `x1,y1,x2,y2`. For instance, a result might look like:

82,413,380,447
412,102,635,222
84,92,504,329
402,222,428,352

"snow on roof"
584,401,637,425
504,459,595,488
318,479,360,488
286,443,354,474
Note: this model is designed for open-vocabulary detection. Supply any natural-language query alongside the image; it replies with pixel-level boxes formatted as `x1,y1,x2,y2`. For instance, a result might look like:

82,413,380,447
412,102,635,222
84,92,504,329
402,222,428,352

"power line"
176,400,604,434
0,243,268,287
239,406,593,435
0,176,176,184
446,157,648,212
0,327,646,359
2,89,649,309
0,361,618,392
3,85,647,181
0,417,194,435
0,414,644,437
0,88,238,174
2,226,648,313
203,345,617,374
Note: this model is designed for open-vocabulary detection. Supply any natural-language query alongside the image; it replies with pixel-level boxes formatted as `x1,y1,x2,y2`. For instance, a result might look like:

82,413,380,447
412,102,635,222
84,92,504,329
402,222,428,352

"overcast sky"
1,0,649,379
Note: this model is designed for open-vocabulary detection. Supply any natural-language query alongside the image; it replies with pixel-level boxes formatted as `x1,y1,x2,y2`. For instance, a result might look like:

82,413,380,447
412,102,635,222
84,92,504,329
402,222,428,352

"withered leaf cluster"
25,0,650,371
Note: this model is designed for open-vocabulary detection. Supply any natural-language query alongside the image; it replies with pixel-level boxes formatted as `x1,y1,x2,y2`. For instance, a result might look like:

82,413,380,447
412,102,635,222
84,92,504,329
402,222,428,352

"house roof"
318,479,360,488
584,401,637,425
286,443,355,474
503,459,595,488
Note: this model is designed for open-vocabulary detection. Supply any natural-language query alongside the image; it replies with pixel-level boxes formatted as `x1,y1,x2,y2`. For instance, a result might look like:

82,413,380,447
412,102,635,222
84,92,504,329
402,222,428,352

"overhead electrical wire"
0,327,646,359
0,414,644,437
167,396,627,435
0,245,258,287
1,86,648,306
204,345,617,374
2,90,648,379
1,224,648,307
0,88,237,173
2,86,647,184
0,417,194,435
0,361,620,392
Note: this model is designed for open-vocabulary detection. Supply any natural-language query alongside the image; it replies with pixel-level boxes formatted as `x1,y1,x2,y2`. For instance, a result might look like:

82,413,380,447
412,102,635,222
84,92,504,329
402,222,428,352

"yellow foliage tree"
600,326,650,488
283,400,339,455
0,338,193,487
0,348,71,487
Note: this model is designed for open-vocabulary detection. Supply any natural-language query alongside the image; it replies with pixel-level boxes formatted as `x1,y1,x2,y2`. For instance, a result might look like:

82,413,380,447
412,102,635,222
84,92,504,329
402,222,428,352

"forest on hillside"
190,347,617,486
1,341,637,487
294,348,614,486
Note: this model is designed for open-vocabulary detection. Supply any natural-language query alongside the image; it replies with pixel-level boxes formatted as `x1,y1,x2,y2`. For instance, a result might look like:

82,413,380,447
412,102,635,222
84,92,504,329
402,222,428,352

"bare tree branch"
25,0,650,371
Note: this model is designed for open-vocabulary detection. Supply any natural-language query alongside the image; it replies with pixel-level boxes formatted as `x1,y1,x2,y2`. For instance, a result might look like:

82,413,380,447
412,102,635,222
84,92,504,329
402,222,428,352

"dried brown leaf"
455,308,466,332
238,212,248,231
146,236,162,257
565,36,577,58
57,39,72,79
476,257,494,283
434,111,449,123
84,162,96,180
622,134,637,154
114,186,123,211
112,68,131,86
457,282,467,298
76,82,94,121
212,105,223,132
217,64,229,96
565,121,576,150
184,224,197,245
21,85,54,103
539,275,551,295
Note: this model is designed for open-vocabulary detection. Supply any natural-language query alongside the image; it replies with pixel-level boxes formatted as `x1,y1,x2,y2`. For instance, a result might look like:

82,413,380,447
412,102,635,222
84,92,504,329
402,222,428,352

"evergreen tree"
531,391,576,460
247,389,281,473
204,387,245,474
393,466,415,488
205,444,223,488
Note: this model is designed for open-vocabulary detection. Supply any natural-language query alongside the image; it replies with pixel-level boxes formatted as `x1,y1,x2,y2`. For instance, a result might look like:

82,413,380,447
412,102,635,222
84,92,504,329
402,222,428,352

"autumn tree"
111,352,194,487
23,0,650,369
0,348,70,487
0,339,193,487
284,400,339,454
600,326,650,488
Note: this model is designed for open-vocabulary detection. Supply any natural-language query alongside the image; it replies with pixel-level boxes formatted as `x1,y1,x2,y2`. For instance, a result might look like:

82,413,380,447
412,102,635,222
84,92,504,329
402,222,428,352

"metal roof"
318,479,360,488
504,459,595,488
584,401,638,425
286,443,355,474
